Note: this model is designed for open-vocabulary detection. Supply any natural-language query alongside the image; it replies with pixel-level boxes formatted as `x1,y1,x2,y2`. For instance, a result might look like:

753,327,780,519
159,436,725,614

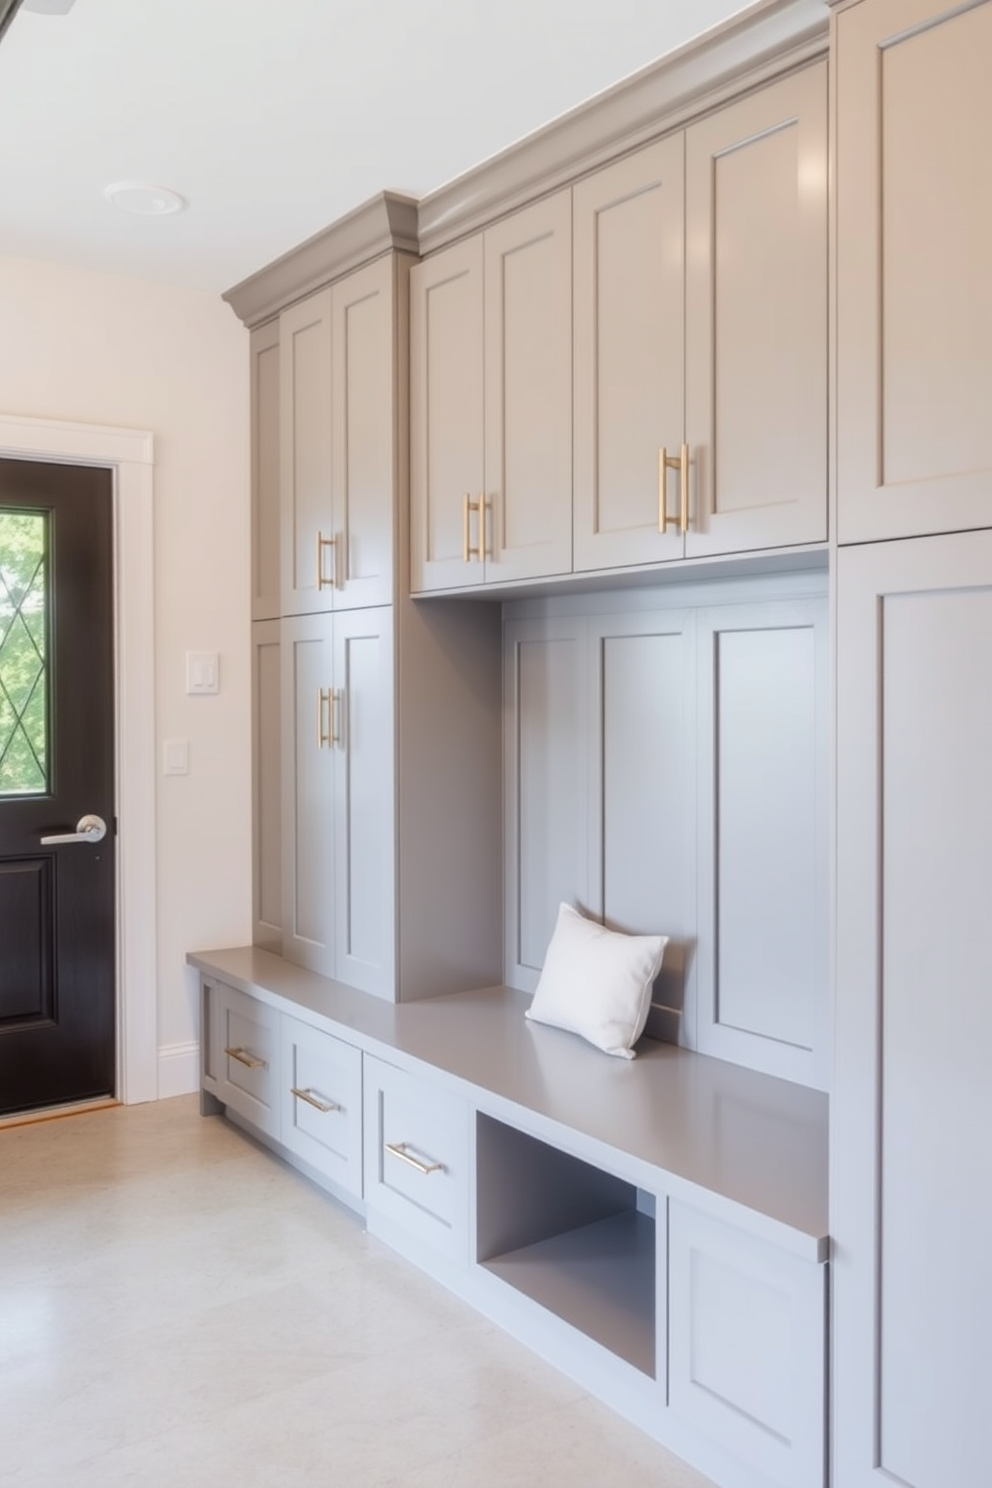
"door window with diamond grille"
0,508,48,795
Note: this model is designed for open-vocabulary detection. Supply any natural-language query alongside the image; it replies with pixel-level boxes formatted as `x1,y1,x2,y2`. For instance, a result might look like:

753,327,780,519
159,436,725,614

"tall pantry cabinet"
235,196,503,1004
831,1,992,1484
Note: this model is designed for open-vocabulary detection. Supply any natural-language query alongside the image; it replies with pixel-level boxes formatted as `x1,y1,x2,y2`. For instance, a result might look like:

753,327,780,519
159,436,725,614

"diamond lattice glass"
0,510,48,795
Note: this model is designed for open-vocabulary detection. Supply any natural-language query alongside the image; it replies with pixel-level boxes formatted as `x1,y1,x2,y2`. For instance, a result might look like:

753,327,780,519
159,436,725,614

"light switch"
163,738,189,776
186,650,219,695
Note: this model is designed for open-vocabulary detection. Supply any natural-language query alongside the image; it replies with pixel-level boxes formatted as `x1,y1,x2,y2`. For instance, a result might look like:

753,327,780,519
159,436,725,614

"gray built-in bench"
190,945,828,1488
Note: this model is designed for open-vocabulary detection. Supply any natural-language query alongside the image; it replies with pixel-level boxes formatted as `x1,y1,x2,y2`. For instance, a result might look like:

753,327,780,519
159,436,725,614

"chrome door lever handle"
41,813,108,845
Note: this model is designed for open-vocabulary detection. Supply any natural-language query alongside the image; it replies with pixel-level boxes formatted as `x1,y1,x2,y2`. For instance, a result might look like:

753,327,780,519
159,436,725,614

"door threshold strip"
0,1096,120,1130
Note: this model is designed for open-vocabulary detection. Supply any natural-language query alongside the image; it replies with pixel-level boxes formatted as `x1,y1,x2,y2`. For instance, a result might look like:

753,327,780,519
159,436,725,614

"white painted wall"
0,255,250,1096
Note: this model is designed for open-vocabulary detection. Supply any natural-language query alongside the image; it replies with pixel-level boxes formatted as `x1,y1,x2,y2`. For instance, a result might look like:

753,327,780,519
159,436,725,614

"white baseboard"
157,1041,200,1099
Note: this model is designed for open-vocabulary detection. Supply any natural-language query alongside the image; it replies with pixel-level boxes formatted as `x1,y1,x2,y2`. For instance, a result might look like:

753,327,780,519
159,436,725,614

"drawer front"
280,1015,363,1198
667,1199,826,1488
217,985,280,1138
363,1055,469,1262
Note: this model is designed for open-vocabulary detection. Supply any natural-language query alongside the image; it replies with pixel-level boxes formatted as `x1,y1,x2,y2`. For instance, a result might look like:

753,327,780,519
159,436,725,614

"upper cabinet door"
280,288,334,615
684,62,828,558
250,320,281,620
330,257,396,610
409,237,485,593
836,0,992,544
483,192,573,584
573,138,686,572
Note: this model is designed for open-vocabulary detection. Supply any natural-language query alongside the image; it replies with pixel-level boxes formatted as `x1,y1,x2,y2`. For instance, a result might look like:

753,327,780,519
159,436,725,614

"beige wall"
0,255,250,1093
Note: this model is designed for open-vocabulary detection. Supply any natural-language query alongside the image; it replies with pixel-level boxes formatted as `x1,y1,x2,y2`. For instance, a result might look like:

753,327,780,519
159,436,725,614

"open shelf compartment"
476,1114,656,1376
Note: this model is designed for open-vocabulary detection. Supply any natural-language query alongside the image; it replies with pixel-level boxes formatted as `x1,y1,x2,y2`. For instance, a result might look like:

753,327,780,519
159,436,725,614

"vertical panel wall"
695,599,828,1088
504,615,591,990
591,612,697,1041
504,577,828,1083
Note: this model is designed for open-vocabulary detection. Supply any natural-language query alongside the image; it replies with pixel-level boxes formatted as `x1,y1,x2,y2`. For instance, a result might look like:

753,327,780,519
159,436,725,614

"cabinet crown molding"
223,190,419,328
417,0,829,255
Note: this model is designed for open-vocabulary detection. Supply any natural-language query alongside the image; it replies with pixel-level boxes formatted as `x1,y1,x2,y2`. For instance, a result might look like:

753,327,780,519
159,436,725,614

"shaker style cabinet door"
251,619,282,954
409,236,485,593
572,137,686,572
250,319,281,620
280,613,336,975
483,191,573,585
411,192,572,592
836,0,992,543
329,256,396,609
684,61,827,558
279,288,334,616
331,606,395,999
833,531,992,1488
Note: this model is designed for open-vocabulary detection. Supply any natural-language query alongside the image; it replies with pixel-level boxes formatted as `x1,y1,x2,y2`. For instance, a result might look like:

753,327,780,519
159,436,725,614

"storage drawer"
280,1014,363,1199
363,1054,469,1263
214,983,280,1138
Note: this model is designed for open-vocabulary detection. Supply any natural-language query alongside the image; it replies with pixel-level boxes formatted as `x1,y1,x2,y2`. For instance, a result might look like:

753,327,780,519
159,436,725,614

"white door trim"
0,413,157,1104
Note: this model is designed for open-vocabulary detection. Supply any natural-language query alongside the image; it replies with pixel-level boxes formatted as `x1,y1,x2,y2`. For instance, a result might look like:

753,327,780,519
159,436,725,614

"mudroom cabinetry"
574,60,827,571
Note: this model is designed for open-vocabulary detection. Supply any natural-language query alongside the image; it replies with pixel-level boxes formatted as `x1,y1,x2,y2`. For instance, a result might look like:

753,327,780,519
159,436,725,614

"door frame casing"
0,413,157,1104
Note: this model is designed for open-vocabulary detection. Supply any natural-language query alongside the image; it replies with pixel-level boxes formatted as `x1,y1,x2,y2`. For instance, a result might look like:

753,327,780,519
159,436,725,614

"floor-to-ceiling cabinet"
831,1,992,1483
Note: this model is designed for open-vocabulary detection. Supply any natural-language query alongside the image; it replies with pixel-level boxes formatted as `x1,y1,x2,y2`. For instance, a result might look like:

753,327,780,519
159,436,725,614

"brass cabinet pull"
317,688,332,749
463,493,482,563
478,494,488,562
384,1140,444,1176
225,1046,266,1070
316,531,336,590
291,1086,341,1114
659,445,690,536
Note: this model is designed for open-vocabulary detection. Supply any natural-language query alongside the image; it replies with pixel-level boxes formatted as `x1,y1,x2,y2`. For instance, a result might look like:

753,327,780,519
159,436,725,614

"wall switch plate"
186,650,219,695
163,738,189,775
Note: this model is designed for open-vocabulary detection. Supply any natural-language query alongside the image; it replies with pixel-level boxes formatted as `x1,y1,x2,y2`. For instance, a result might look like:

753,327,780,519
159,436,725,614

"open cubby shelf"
476,1113,656,1376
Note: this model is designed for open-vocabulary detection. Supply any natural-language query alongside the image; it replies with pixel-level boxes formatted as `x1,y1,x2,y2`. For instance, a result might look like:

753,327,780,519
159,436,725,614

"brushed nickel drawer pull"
384,1140,444,1176
291,1086,341,1114
225,1046,266,1070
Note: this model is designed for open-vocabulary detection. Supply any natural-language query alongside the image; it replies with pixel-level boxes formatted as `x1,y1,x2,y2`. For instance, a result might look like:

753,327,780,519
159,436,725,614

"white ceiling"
0,0,751,296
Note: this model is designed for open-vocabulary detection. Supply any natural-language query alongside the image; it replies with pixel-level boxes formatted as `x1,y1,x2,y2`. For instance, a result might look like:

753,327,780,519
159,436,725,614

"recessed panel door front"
0,459,115,1116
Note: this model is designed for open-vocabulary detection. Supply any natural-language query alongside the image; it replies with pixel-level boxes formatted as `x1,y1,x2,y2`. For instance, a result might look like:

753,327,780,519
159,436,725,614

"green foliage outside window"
0,510,48,795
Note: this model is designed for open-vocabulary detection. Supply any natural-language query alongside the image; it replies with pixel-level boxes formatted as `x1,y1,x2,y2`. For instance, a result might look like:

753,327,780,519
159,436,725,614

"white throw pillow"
525,903,668,1059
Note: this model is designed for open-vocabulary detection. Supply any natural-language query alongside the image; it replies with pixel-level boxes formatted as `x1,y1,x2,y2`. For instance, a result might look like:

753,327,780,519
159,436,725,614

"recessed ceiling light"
103,181,187,217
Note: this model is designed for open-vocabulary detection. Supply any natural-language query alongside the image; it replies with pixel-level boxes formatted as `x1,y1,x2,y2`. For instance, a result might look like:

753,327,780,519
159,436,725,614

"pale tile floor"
0,1096,716,1488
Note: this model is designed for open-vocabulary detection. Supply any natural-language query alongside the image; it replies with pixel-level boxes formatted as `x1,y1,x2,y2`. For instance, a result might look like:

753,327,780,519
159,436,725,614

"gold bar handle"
384,1140,444,1176
659,446,689,536
316,531,336,590
317,688,332,749
478,494,487,562
225,1046,266,1070
291,1086,341,1114
463,493,481,563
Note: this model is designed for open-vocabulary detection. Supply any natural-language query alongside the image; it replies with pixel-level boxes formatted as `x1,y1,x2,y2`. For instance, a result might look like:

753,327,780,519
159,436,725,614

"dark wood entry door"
0,459,116,1116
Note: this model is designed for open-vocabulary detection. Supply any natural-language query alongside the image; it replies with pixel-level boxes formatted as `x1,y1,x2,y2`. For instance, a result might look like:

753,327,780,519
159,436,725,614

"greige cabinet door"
280,608,395,995
329,257,396,609
279,289,334,616
483,192,572,584
573,138,686,572
251,619,282,953
250,320,281,620
836,0,992,543
685,61,827,557
834,532,992,1488
281,612,336,974
411,194,572,592
332,606,395,999
410,236,485,593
